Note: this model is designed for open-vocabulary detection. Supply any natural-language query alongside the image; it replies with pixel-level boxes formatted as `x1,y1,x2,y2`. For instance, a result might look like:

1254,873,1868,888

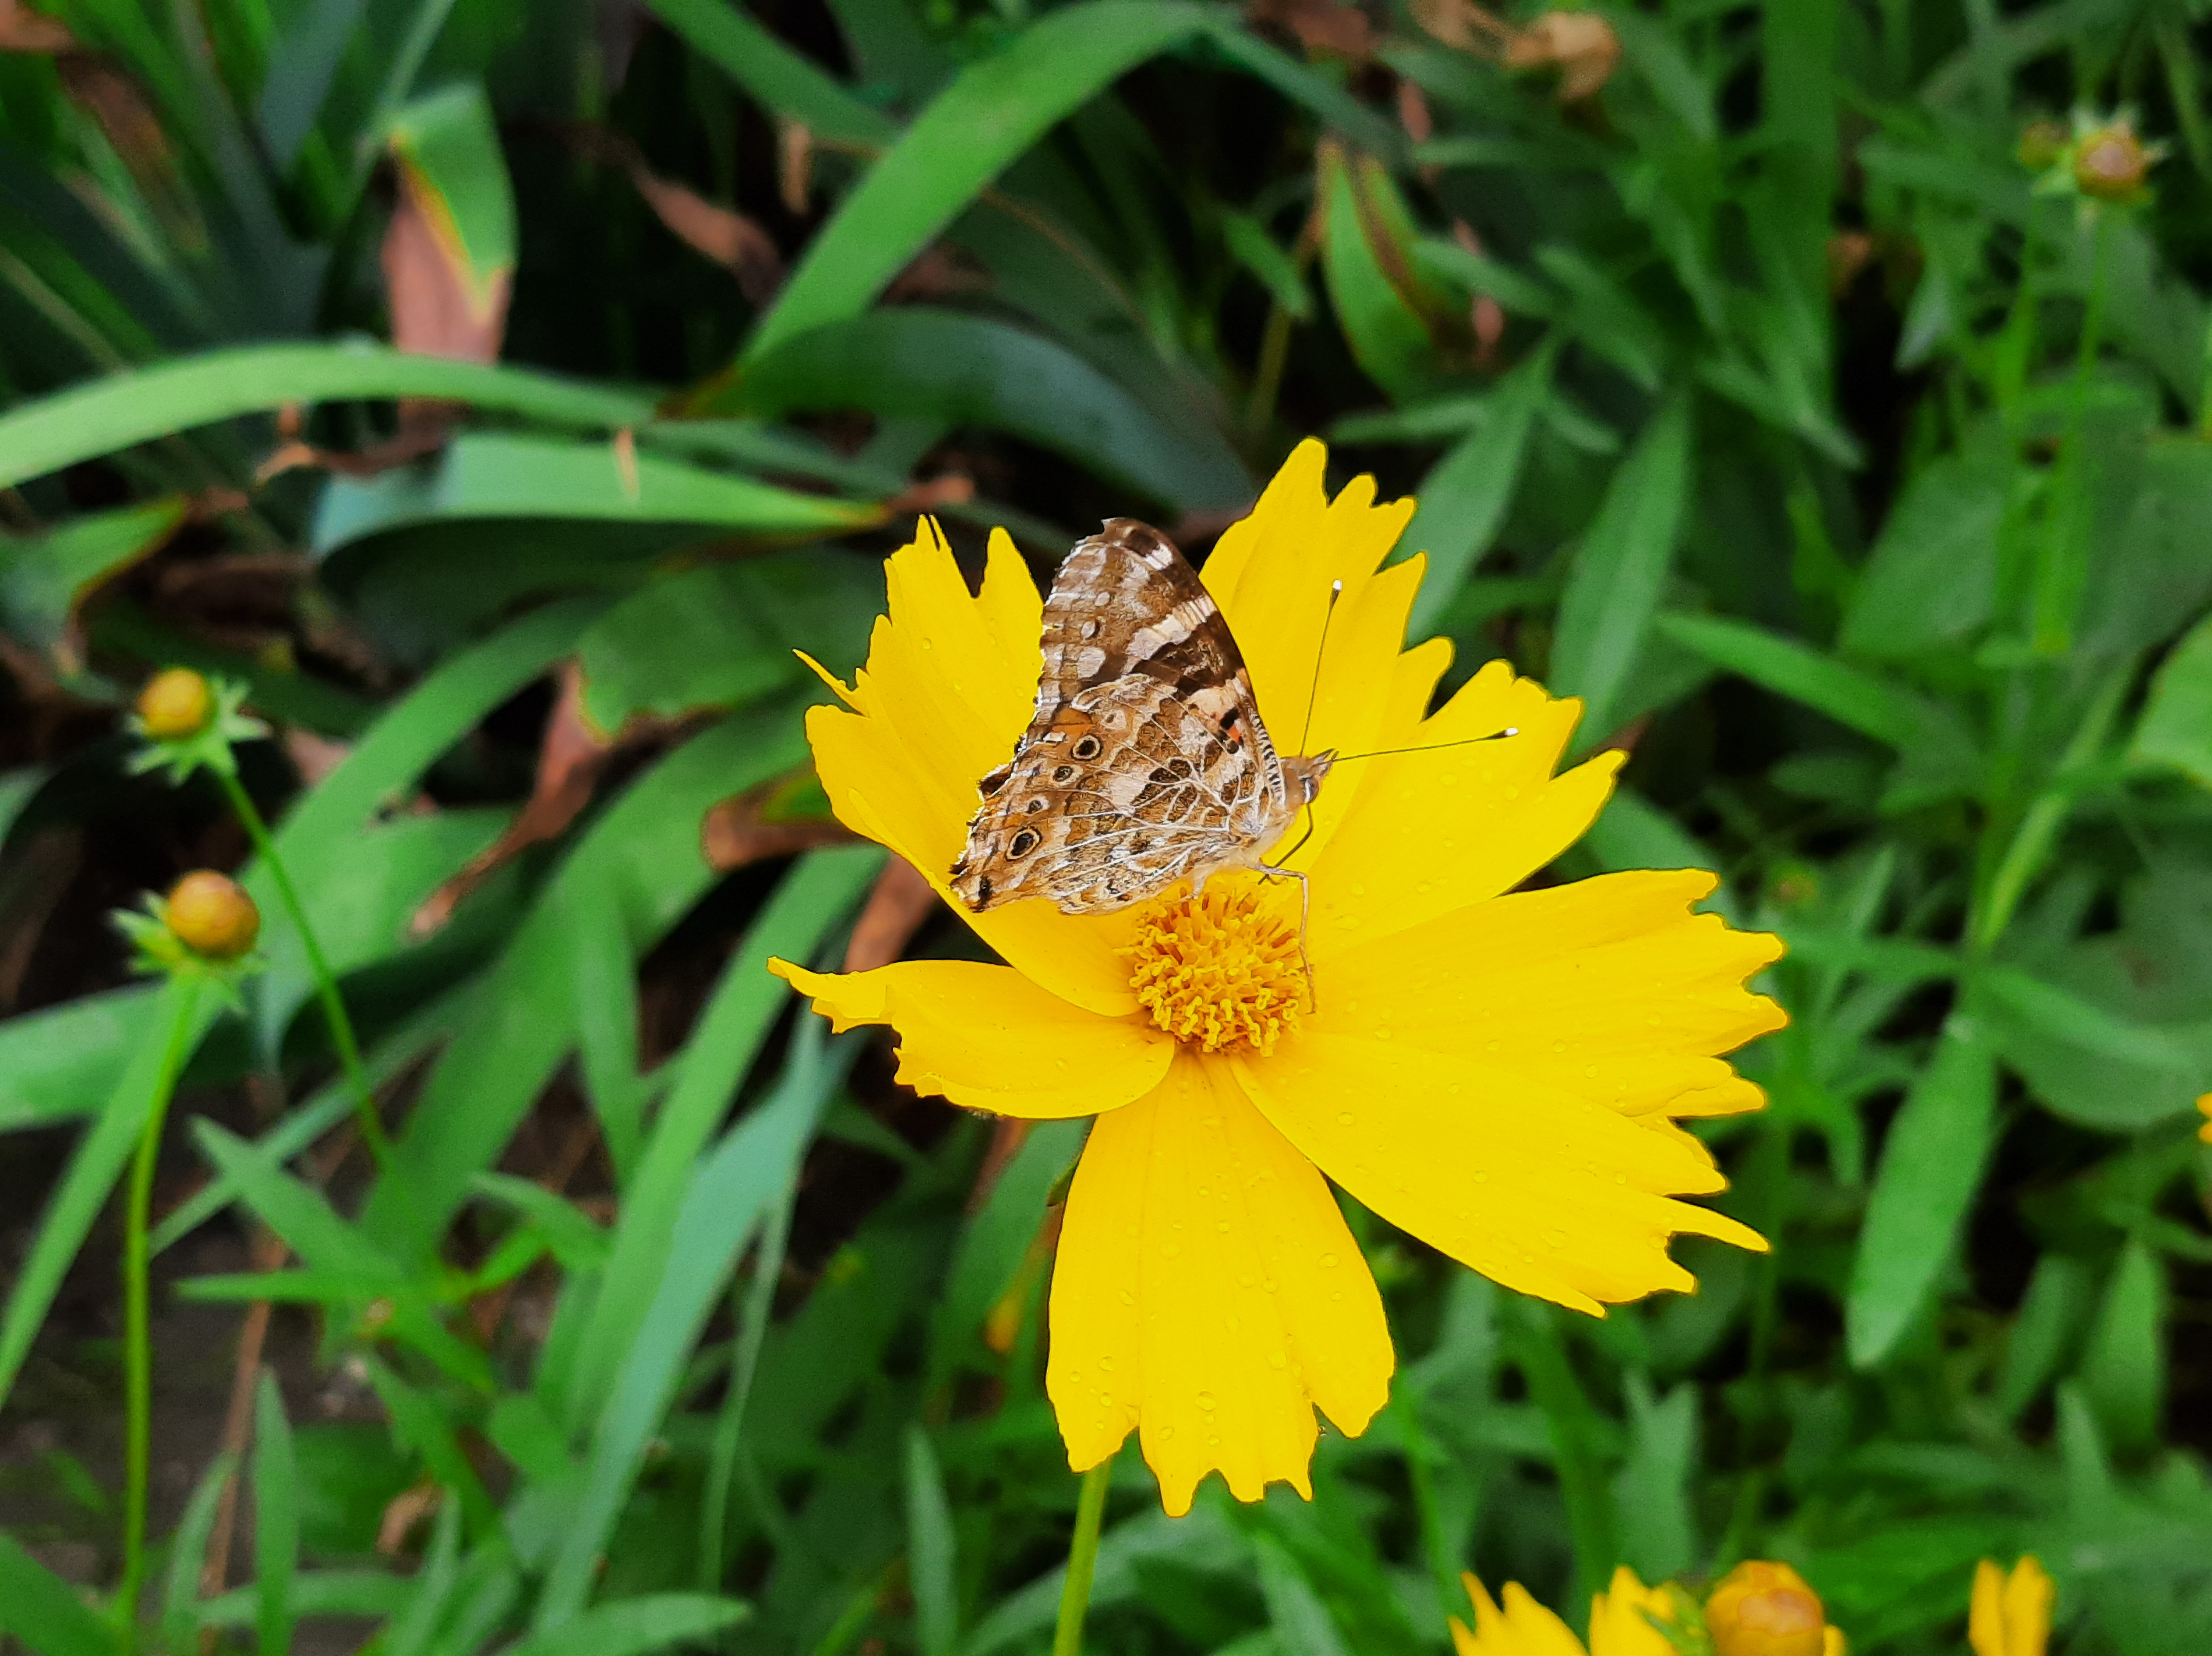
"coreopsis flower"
2028,108,2166,211
2195,1092,2209,1143
772,441,1783,1514
127,667,266,783
1969,1557,2053,1656
1454,1567,1681,1656
115,870,266,1002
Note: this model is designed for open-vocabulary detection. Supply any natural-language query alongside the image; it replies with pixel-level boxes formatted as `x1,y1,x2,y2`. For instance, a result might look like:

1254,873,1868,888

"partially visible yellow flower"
1969,1557,2053,1656
1705,1562,1844,1656
773,441,1784,1513
135,667,215,739
2195,1092,2209,1143
1452,1567,1674,1656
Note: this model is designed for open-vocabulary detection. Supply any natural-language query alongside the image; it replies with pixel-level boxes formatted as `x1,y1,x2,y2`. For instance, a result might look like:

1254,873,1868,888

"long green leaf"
0,979,218,1413
164,1452,237,1648
536,1028,854,1628
568,846,879,1423
2131,611,2212,787
0,346,655,489
1401,348,1550,633
1847,1013,1997,1367
737,308,1247,512
746,1,1207,360
1550,396,1691,745
254,1371,300,1656
0,1534,113,1656
650,0,895,146
510,1596,749,1656
905,1426,959,1656
1656,611,1960,751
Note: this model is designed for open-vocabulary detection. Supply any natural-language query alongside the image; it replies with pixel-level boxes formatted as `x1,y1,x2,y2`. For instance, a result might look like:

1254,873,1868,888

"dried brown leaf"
700,777,857,875
0,0,73,51
1503,12,1620,101
841,855,938,973
628,166,784,305
1245,0,1372,61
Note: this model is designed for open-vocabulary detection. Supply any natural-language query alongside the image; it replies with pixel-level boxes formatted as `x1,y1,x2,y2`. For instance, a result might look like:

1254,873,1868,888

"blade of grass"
253,1372,300,1656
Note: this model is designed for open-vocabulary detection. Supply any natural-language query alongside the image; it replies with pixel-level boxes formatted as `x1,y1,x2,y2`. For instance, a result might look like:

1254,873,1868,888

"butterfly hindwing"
950,521,1304,915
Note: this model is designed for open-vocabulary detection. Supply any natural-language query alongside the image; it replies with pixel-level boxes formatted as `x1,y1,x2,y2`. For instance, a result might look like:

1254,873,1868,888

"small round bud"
1705,1562,1828,1656
2074,120,2153,200
165,871,260,960
136,668,215,740
2017,118,2069,172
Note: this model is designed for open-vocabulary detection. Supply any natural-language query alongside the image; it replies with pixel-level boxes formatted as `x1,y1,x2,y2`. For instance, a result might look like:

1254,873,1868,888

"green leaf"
254,1371,300,1656
1839,452,2006,659
650,0,896,147
1221,209,1312,321
0,979,219,1413
1509,1299,1618,1610
1550,397,1691,746
0,984,160,1132
508,1596,749,1656
1316,142,1434,406
1401,348,1549,633
565,848,878,1424
1846,1013,1997,1368
0,1533,113,1656
1980,967,2204,1071
165,1451,238,1648
384,83,515,308
1654,611,1968,755
0,346,656,490
536,1028,855,1630
2131,611,2212,787
1254,1536,1352,1656
1998,1252,2094,1421
904,1426,958,1656
0,496,186,659
2078,1239,2167,1453
746,1,1207,360
735,308,1250,512
576,562,801,735
311,432,884,545
1611,1376,1697,1584
930,1117,1085,1386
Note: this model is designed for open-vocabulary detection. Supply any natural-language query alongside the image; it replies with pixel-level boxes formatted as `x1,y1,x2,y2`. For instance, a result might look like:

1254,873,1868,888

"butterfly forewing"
949,520,1308,914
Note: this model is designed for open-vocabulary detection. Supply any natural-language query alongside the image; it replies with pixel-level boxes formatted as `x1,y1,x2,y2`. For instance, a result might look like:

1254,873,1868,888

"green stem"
1051,1451,1118,1656
215,769,390,1168
119,977,203,1649
2031,211,2112,655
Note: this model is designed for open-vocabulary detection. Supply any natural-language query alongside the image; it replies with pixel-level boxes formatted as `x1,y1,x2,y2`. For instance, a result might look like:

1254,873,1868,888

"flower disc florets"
1124,881,1305,1055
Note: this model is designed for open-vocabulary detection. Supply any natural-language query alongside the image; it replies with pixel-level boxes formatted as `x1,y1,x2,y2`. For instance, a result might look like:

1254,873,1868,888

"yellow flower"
1969,1557,2053,1656
2195,1092,2209,1143
771,440,1784,1513
1452,1567,1676,1656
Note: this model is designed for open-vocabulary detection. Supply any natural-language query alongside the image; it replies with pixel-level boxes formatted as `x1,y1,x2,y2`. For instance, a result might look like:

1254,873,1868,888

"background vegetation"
1,0,2210,1650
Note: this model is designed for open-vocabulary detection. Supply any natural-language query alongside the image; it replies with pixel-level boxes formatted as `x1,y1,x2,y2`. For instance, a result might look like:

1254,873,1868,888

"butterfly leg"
1257,864,1316,1013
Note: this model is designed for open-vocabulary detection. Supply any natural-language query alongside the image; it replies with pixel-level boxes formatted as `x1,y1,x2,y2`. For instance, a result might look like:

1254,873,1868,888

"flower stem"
213,769,389,1167
1051,1451,1118,1656
118,977,203,1648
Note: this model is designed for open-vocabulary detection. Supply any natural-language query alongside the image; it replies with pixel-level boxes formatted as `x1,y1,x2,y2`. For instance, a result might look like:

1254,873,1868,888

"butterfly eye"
1007,828,1041,859
1071,735,1103,761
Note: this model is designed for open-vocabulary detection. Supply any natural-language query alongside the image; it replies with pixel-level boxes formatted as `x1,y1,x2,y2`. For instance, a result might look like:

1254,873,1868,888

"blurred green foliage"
0,0,2210,1652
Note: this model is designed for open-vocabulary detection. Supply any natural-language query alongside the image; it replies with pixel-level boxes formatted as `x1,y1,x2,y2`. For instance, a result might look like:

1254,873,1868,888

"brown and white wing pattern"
949,520,1292,914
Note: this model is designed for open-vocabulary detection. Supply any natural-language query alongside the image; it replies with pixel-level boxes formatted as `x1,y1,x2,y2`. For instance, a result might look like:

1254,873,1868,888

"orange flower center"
1124,881,1306,1056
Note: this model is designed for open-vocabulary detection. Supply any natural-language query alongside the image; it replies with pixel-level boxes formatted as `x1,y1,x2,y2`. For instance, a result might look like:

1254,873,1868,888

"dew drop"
1268,1351,1286,1370
1197,1391,1217,1411
1336,1111,1354,1126
1321,1252,1340,1268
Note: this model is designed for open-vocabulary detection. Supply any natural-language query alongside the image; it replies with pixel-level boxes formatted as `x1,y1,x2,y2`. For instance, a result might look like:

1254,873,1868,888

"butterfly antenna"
1296,580,1342,760
1329,727,1521,763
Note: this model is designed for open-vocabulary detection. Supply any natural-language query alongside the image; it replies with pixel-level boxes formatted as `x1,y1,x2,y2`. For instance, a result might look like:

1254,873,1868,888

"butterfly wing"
951,520,1288,913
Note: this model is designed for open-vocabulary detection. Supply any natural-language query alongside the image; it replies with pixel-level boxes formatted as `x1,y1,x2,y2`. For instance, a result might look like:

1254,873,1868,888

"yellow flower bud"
164,871,260,961
1706,1562,1829,1656
136,668,215,740
2073,121,2153,200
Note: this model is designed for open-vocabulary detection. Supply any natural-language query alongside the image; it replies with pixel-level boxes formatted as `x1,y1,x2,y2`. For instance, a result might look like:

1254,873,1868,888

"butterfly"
948,519,1330,916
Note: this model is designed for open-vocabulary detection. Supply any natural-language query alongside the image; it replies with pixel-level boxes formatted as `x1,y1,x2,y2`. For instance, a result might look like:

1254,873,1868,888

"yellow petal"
1969,1556,2052,1656
1315,871,1787,1118
770,958,1170,1118
1825,1632,1848,1656
1045,1053,1392,1514
1587,1567,1675,1656
1233,1026,1765,1314
1306,660,1622,960
803,521,1140,1015
1450,1577,1592,1656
